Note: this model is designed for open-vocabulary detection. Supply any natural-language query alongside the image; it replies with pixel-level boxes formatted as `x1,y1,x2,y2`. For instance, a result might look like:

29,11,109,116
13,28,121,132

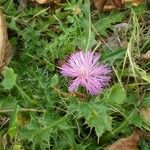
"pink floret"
60,51,111,95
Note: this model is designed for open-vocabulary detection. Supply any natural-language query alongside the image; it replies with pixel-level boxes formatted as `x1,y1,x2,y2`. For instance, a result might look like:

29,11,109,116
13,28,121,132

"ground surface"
0,0,150,150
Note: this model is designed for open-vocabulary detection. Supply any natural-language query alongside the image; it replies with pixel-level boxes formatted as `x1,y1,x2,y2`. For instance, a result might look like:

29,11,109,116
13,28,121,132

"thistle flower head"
60,51,111,95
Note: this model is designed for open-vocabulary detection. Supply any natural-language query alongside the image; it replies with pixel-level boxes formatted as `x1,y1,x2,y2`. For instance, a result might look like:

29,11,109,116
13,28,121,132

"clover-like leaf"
2,67,17,90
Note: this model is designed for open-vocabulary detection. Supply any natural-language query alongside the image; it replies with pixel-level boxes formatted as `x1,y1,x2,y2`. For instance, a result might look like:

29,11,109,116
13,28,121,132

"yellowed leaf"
104,132,140,150
31,0,47,4
17,112,31,127
93,0,124,10
103,5,117,11
93,0,143,11
141,50,150,60
30,0,61,4
140,107,150,122
93,0,108,10
123,0,143,6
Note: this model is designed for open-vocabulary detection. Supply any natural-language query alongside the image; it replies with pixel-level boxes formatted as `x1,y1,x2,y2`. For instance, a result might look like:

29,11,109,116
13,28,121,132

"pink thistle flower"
60,51,111,95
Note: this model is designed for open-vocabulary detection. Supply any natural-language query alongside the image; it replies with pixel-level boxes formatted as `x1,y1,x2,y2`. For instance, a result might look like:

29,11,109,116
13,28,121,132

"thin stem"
15,84,33,103
112,109,136,134
0,108,46,113
112,66,124,89
85,0,91,52
41,114,68,131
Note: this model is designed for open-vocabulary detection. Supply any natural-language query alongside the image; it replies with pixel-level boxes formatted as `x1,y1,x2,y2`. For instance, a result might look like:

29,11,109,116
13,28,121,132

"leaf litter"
0,0,150,149
93,0,143,11
0,10,13,71
104,131,141,150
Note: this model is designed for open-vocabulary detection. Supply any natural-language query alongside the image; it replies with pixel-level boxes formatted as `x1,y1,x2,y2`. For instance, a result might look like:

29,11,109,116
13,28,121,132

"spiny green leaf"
141,92,150,106
94,12,124,36
109,84,126,105
8,126,17,139
0,97,18,109
13,144,21,150
109,12,124,24
75,32,97,51
68,101,112,137
94,18,111,36
50,74,59,87
131,112,143,128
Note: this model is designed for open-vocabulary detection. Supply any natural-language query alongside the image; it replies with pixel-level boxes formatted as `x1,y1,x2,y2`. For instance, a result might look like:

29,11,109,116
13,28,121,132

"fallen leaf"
93,0,143,11
0,11,7,68
104,132,140,150
30,0,61,4
132,0,143,6
140,107,150,122
31,0,47,4
94,0,108,10
0,10,13,71
93,0,123,10
103,5,116,11
113,0,123,8
141,50,150,60
123,0,143,6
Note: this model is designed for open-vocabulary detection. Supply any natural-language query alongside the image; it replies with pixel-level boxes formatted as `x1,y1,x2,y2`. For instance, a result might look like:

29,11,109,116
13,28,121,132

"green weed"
0,0,149,149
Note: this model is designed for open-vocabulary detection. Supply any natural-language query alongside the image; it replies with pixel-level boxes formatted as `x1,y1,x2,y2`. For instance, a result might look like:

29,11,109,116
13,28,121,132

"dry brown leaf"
31,0,47,4
94,0,143,11
0,11,7,66
141,50,150,60
94,0,108,10
140,107,150,122
103,5,116,11
93,0,123,10
113,0,123,8
104,132,141,150
0,10,13,71
123,0,143,6
30,0,61,4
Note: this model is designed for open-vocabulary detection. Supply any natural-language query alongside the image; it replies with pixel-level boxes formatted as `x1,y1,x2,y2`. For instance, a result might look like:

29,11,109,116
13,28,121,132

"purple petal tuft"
60,51,111,95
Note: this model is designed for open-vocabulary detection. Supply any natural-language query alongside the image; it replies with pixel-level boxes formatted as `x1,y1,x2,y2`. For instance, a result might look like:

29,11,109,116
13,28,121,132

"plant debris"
30,0,61,4
141,50,150,60
104,132,141,150
93,0,143,11
0,10,13,71
0,0,149,149
123,0,143,6
140,107,150,122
